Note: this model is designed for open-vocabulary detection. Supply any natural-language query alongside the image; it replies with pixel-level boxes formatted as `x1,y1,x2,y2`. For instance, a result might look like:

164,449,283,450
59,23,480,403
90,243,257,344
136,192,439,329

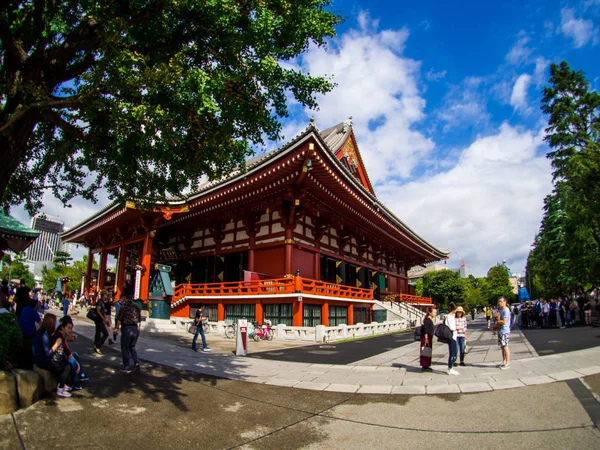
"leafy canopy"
483,264,514,304
0,0,342,213
527,61,600,296
422,269,465,309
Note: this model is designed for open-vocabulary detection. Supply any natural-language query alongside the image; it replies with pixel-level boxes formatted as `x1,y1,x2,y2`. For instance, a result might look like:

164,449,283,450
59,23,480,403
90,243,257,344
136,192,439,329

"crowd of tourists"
516,296,599,328
2,278,143,398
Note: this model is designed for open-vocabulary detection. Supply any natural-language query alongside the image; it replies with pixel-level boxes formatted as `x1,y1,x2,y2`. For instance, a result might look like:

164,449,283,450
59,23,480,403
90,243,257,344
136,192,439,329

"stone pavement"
3,343,600,449
68,312,600,395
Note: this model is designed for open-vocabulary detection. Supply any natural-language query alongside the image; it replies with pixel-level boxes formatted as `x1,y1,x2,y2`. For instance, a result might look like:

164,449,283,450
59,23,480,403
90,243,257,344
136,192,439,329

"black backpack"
434,322,453,343
414,325,422,341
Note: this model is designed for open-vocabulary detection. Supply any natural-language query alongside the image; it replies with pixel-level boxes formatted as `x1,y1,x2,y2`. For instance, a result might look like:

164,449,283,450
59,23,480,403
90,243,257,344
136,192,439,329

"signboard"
134,269,141,299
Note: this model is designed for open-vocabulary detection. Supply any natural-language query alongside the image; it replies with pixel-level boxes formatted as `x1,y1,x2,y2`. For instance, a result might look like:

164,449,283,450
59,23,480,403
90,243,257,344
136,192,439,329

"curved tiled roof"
61,118,450,260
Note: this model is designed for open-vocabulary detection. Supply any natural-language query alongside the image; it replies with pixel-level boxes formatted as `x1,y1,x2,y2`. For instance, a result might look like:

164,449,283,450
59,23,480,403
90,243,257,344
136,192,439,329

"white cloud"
426,68,447,81
510,74,532,113
506,36,533,65
378,123,552,276
436,77,490,131
532,57,549,86
298,12,433,181
559,8,599,48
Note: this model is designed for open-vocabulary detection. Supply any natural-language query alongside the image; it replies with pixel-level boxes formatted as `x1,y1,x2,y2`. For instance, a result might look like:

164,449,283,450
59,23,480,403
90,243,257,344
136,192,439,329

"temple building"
61,118,449,327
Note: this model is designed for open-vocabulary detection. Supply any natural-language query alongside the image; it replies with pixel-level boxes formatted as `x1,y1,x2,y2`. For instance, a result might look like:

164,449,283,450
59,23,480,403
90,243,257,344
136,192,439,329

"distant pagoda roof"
0,210,39,255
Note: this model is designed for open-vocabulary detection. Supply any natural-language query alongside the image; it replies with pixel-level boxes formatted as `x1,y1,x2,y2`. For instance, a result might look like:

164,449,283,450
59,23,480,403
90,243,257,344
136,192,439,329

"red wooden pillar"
314,250,321,280
248,233,256,272
255,302,263,325
115,244,127,298
218,302,225,321
322,302,329,326
98,249,108,290
348,304,354,326
293,298,303,326
284,227,294,276
85,248,94,293
139,232,154,301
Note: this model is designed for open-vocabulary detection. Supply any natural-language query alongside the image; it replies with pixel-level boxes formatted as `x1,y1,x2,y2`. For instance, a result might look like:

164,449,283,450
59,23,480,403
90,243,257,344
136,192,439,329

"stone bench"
13,369,42,408
32,365,57,395
0,371,17,414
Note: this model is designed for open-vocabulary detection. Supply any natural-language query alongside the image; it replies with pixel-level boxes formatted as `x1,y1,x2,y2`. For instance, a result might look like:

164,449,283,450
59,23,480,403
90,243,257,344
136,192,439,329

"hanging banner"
134,269,142,299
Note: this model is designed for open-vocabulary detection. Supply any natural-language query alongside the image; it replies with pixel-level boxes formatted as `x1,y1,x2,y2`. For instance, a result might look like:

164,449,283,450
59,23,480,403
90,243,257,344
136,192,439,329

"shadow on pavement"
249,330,417,364
68,334,229,412
520,325,600,355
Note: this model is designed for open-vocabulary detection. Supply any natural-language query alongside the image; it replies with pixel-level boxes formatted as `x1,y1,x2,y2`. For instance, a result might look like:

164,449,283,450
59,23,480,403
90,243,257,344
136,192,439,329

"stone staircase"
373,300,426,327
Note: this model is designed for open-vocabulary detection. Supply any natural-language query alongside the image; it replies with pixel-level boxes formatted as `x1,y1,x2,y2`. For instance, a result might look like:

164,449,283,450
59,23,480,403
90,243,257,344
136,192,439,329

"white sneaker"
56,387,72,398
64,385,73,392
447,369,460,376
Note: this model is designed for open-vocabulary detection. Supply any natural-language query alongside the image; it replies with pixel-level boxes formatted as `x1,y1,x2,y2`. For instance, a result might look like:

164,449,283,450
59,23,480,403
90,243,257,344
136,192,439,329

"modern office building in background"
26,214,66,281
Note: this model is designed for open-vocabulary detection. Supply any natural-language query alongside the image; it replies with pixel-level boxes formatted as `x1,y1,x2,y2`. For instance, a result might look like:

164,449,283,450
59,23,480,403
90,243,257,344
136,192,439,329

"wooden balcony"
171,278,434,306
382,292,433,305
172,276,375,304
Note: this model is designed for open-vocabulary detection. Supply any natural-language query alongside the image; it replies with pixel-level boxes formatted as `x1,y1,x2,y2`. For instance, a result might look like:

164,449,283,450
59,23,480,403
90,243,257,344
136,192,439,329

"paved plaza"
50,313,600,395
2,313,600,449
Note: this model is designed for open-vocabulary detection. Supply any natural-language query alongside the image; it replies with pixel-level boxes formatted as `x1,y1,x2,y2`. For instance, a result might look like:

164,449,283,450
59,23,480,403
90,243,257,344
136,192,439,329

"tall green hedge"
0,313,23,370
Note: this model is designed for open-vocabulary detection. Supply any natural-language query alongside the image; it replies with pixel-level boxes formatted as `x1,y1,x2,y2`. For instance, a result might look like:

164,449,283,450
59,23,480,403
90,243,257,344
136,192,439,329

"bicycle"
252,320,274,341
224,320,236,339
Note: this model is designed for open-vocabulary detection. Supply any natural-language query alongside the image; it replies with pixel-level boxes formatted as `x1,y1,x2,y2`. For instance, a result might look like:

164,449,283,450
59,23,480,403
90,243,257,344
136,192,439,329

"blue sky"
13,0,600,277
272,0,600,276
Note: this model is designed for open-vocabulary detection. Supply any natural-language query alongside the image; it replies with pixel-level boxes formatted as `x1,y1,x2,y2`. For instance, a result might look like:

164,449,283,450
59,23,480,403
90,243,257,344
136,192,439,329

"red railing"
382,292,433,305
173,278,295,300
172,278,430,305
172,276,374,303
299,278,373,300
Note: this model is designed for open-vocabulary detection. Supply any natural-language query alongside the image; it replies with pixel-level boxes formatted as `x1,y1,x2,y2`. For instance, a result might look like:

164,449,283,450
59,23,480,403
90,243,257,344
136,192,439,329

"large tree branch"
41,109,87,141
48,52,97,84
0,95,84,134
0,32,28,66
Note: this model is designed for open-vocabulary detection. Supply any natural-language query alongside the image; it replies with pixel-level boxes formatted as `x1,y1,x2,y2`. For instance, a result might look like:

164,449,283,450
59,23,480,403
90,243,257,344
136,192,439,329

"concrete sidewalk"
69,312,600,395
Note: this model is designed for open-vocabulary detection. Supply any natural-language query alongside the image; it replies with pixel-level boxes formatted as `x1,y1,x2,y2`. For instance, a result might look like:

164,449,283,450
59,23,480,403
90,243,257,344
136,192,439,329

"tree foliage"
482,265,514,305
413,278,423,297
527,62,600,296
0,0,342,213
42,254,93,293
53,250,73,266
422,269,465,309
0,252,34,286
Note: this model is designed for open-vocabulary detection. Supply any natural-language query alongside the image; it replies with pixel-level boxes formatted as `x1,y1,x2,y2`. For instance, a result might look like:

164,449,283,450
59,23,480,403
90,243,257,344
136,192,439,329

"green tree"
461,276,488,311
422,269,465,309
0,1,342,213
0,252,34,286
413,278,424,296
483,265,514,305
527,61,600,296
42,255,91,293
53,250,73,267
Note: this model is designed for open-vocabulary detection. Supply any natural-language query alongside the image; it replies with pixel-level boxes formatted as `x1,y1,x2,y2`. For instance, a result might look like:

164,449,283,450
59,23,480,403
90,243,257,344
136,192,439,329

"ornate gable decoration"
334,133,376,195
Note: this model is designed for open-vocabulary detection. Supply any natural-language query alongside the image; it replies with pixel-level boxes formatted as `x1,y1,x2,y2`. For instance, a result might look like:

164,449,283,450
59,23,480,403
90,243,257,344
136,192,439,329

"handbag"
465,343,470,354
420,344,432,358
86,307,99,321
188,324,197,335
434,323,453,343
